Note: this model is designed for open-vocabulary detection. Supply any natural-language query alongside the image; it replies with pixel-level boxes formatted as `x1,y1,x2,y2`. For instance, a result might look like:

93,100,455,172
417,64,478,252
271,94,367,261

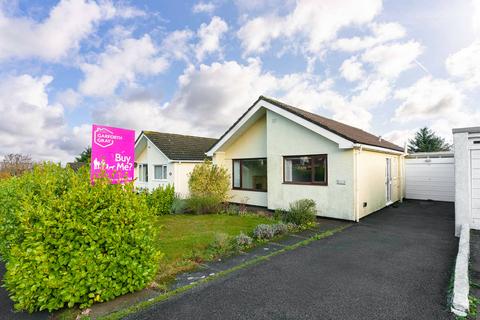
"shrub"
253,224,275,240
171,197,188,214
147,185,175,215
188,160,230,214
271,223,288,236
0,171,11,180
0,163,160,312
186,195,222,214
221,204,240,215
233,232,253,248
283,199,317,226
203,233,233,258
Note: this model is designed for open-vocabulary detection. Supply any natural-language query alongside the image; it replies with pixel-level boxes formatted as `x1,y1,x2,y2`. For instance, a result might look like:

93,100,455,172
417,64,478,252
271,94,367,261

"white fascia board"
170,160,205,163
206,99,354,156
134,132,146,149
353,143,405,155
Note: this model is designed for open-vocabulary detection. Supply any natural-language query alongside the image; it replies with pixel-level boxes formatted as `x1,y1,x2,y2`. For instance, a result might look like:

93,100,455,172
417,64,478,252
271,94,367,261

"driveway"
127,200,457,320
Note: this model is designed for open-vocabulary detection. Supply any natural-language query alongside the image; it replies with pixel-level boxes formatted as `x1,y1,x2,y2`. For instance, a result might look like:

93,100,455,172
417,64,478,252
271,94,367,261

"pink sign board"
91,124,135,183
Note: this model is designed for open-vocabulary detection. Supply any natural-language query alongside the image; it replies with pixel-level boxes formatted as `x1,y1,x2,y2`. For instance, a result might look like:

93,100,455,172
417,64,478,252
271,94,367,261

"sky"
0,0,479,163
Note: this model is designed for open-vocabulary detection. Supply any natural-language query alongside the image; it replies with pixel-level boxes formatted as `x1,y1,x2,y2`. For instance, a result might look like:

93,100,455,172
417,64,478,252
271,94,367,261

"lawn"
154,213,275,285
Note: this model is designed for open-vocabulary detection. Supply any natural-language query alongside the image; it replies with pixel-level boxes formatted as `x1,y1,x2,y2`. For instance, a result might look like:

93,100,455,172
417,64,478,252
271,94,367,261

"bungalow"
134,131,217,196
206,96,406,221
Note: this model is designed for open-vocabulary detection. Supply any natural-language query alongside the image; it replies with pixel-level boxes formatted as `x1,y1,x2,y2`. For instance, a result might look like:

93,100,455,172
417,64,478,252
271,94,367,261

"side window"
154,165,168,180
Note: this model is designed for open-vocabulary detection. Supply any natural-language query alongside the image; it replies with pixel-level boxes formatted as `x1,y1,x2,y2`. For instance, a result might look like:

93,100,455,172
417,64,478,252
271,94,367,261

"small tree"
408,127,451,153
188,160,230,213
75,146,91,163
0,153,33,176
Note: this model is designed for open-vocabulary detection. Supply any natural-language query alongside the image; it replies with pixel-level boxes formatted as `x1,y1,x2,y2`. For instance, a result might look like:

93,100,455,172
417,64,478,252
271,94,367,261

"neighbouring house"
453,127,480,235
134,131,217,196
206,96,406,221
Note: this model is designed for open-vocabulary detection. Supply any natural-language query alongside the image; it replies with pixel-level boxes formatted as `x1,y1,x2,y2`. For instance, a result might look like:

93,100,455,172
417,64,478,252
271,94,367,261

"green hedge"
147,185,175,215
0,163,160,312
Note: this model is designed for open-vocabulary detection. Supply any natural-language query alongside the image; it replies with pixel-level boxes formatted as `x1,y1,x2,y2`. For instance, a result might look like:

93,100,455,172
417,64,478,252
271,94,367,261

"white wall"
454,129,480,236
266,110,355,220
134,138,173,191
356,150,403,219
213,114,268,207
454,132,470,236
173,162,198,197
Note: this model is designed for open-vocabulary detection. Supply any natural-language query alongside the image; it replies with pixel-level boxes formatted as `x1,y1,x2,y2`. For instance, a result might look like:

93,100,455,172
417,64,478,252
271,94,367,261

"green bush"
147,185,175,215
171,197,188,214
188,160,230,214
186,195,222,214
285,199,317,225
0,163,160,312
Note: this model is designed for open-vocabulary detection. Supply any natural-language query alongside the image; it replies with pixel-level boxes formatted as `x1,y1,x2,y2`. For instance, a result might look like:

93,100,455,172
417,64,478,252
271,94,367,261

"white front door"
386,158,392,204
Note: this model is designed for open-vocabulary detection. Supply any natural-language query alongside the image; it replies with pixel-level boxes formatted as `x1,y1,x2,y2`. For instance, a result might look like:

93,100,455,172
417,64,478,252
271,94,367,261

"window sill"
282,182,328,186
232,187,268,193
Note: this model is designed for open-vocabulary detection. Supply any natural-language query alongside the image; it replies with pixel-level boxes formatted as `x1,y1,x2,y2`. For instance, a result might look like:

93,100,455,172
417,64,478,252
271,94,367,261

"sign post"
90,124,135,183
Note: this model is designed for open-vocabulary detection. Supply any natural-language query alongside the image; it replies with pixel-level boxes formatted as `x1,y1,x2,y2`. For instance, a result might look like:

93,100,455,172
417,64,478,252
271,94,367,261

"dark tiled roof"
260,96,404,152
212,96,403,152
141,131,217,161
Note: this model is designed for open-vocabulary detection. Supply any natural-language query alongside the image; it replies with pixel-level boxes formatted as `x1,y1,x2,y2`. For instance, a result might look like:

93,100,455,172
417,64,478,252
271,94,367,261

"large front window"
284,155,327,185
233,158,267,191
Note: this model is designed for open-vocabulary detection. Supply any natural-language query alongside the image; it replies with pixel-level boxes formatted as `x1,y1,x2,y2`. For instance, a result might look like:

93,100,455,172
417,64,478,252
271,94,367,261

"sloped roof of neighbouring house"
209,96,404,153
139,131,217,161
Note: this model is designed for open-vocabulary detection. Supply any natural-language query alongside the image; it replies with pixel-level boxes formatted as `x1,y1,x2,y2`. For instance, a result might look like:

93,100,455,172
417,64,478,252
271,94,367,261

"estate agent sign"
91,124,135,183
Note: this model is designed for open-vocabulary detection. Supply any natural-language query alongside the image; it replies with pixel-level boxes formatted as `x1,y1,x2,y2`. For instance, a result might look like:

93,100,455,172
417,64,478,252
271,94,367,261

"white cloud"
333,22,406,52
0,0,141,62
393,76,464,122
237,15,284,54
162,29,194,61
0,74,87,162
55,89,82,109
382,129,414,148
446,40,480,89
350,79,391,110
79,35,168,97
473,0,480,35
237,0,382,55
361,41,423,78
192,2,216,14
195,16,229,61
340,56,365,81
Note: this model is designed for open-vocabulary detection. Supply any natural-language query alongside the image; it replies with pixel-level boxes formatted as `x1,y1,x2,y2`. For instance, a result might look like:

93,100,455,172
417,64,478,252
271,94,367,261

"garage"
405,152,455,202
453,127,480,235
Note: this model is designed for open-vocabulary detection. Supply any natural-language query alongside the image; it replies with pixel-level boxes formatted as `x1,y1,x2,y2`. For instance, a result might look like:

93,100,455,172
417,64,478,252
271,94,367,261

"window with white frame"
138,164,148,182
154,165,168,180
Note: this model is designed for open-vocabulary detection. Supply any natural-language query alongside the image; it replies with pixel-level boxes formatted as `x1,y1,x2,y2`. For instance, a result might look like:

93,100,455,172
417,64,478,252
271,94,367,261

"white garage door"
472,150,480,224
405,157,455,202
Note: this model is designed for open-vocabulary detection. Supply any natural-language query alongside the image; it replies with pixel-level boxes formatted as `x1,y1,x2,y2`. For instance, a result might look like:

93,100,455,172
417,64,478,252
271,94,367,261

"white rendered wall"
454,132,470,236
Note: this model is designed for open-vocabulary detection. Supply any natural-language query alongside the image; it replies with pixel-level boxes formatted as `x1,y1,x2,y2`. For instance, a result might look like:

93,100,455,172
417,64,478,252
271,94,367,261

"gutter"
353,143,405,155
